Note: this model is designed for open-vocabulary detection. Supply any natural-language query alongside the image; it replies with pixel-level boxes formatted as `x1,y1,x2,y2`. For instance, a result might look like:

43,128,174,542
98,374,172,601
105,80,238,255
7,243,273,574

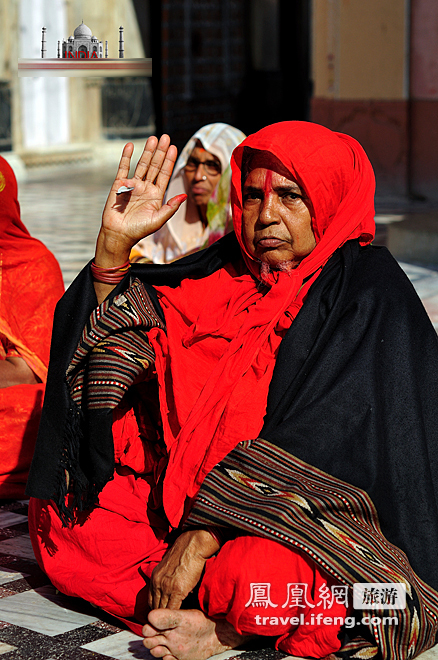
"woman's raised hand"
96,135,186,267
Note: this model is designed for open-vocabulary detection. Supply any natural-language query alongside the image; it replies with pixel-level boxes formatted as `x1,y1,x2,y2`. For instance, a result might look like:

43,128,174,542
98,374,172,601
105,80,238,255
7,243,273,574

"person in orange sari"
0,156,64,498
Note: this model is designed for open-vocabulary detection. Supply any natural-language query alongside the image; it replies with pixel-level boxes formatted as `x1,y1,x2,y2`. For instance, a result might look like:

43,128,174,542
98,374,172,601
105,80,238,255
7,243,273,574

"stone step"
387,212,438,268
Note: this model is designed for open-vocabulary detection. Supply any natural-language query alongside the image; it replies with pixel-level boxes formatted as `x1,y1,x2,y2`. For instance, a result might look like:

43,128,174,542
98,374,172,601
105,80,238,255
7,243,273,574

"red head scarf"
231,120,375,280
150,121,376,527
0,156,64,378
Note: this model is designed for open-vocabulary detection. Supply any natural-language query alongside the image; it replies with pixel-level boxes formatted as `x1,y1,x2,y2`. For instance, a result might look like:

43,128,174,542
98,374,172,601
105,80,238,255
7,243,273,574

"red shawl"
0,156,64,497
148,121,376,527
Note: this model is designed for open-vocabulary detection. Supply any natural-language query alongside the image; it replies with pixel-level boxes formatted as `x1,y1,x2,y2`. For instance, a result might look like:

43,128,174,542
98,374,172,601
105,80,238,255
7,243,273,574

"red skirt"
29,468,347,658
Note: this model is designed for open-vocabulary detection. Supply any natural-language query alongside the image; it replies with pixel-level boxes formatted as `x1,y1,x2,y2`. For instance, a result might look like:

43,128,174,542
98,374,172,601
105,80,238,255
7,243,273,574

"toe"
148,644,171,658
143,634,169,649
143,622,159,637
148,608,181,630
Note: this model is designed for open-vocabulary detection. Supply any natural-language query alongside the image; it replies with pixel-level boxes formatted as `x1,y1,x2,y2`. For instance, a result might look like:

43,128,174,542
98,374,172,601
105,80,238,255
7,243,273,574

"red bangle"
206,526,223,546
91,260,130,284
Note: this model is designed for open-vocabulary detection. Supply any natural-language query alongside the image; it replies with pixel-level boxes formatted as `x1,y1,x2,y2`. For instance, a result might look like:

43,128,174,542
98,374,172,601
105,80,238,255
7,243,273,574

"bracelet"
205,526,223,547
91,260,130,285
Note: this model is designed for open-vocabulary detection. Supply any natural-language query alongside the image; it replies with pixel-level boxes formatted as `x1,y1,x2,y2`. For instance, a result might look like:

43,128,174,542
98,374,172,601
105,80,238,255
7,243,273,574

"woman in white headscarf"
131,123,246,263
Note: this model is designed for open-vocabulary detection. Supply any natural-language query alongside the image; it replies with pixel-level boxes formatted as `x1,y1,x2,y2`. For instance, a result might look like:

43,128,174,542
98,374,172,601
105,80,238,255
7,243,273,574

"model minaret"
105,40,108,58
119,26,124,58
41,27,47,58
57,40,61,58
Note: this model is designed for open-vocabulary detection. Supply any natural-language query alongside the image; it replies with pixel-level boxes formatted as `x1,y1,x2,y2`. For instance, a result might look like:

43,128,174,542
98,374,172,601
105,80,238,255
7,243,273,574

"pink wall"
411,0,438,99
409,0,438,196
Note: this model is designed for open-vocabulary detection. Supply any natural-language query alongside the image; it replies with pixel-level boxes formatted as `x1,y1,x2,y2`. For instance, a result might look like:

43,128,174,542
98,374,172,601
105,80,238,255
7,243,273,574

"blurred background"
2,0,438,297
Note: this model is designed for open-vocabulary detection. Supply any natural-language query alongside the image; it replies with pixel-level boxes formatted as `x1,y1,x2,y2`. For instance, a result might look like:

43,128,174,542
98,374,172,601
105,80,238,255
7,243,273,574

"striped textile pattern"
186,438,438,660
66,277,165,410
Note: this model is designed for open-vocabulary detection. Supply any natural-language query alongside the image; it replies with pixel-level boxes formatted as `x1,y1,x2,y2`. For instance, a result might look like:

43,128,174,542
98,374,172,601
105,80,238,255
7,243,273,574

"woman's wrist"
91,260,130,285
183,528,220,558
95,229,131,268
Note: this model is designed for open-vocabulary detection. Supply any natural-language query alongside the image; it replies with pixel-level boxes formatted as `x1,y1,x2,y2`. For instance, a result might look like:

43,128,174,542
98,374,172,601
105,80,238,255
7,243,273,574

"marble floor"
0,500,294,660
17,165,114,290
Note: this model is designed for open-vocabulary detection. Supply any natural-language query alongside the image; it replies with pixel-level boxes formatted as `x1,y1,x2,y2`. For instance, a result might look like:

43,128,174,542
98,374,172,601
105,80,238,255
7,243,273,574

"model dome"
74,21,92,38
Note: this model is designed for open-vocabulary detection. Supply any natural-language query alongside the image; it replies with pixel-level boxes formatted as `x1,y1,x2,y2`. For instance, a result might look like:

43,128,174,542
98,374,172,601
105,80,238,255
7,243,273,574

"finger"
152,588,162,611
167,193,188,208
148,575,160,610
151,579,171,610
166,593,183,609
154,145,179,194
152,194,187,229
133,135,158,180
115,143,134,181
145,134,171,183
158,590,170,609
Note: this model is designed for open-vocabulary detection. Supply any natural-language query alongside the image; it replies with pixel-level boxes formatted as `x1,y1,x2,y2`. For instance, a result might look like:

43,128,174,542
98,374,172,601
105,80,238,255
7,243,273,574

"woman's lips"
191,186,208,195
256,237,286,248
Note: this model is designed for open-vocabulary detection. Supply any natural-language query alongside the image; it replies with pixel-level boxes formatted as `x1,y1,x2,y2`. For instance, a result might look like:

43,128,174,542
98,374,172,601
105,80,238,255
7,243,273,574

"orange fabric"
0,156,64,497
148,121,376,527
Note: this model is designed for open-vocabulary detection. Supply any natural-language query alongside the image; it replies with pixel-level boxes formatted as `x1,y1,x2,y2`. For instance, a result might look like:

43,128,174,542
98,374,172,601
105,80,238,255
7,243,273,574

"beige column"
311,0,410,195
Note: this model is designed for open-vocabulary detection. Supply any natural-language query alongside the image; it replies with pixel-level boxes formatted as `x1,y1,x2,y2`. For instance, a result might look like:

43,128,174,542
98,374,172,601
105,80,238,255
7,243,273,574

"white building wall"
19,0,70,149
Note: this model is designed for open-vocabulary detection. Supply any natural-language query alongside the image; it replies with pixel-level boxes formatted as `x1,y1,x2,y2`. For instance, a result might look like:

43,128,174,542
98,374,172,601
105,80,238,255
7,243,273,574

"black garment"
26,233,240,504
27,235,438,596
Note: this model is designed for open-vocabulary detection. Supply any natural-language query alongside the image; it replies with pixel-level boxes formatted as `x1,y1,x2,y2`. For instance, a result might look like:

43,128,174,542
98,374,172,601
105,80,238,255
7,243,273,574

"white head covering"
134,123,246,263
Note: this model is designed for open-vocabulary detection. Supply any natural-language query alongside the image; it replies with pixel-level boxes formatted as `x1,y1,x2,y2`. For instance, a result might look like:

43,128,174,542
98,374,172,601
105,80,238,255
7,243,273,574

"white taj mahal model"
40,21,125,59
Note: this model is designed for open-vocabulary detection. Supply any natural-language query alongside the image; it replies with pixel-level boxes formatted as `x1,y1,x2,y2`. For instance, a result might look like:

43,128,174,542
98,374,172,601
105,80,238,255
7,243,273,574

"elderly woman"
131,123,246,263
0,156,64,498
28,123,438,660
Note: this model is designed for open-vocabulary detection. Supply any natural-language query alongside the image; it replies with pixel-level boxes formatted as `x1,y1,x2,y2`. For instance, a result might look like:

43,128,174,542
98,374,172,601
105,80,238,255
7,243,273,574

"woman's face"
183,145,222,207
242,168,316,269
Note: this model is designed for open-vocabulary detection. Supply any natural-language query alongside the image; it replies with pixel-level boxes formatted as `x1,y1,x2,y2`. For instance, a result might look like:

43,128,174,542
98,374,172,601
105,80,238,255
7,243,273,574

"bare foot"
142,608,253,660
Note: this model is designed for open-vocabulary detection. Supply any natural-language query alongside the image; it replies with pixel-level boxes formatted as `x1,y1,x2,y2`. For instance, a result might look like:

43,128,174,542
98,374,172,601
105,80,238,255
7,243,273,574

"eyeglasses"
184,157,222,177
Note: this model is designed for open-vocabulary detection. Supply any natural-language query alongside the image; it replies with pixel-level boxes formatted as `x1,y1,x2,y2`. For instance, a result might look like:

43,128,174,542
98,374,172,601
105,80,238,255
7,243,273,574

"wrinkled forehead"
241,147,297,190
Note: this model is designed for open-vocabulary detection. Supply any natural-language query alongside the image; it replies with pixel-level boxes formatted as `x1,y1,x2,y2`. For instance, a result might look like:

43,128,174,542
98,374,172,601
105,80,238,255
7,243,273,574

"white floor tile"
0,512,28,527
0,535,36,561
0,567,29,586
82,630,153,659
0,586,98,636
0,642,17,654
419,646,438,659
82,630,246,660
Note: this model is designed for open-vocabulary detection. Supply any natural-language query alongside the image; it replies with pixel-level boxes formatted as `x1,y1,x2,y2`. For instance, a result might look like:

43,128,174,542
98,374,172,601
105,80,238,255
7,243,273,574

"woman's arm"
94,135,187,304
0,356,39,388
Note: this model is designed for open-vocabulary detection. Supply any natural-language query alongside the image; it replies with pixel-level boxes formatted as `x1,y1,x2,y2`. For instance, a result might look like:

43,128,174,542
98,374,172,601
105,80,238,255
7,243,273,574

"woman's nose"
194,163,205,180
259,195,280,225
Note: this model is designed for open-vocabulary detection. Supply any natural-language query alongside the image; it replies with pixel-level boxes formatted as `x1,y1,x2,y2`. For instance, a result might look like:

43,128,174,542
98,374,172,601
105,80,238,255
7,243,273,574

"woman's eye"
283,192,301,201
244,192,262,202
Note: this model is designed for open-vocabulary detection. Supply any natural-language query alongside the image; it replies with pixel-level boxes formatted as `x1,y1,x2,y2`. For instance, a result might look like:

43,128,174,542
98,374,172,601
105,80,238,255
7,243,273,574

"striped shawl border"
186,438,438,660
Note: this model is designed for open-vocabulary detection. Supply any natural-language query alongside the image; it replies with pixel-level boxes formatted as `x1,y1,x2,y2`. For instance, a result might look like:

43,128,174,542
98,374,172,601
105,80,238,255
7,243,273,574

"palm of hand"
101,135,186,251
104,177,169,245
